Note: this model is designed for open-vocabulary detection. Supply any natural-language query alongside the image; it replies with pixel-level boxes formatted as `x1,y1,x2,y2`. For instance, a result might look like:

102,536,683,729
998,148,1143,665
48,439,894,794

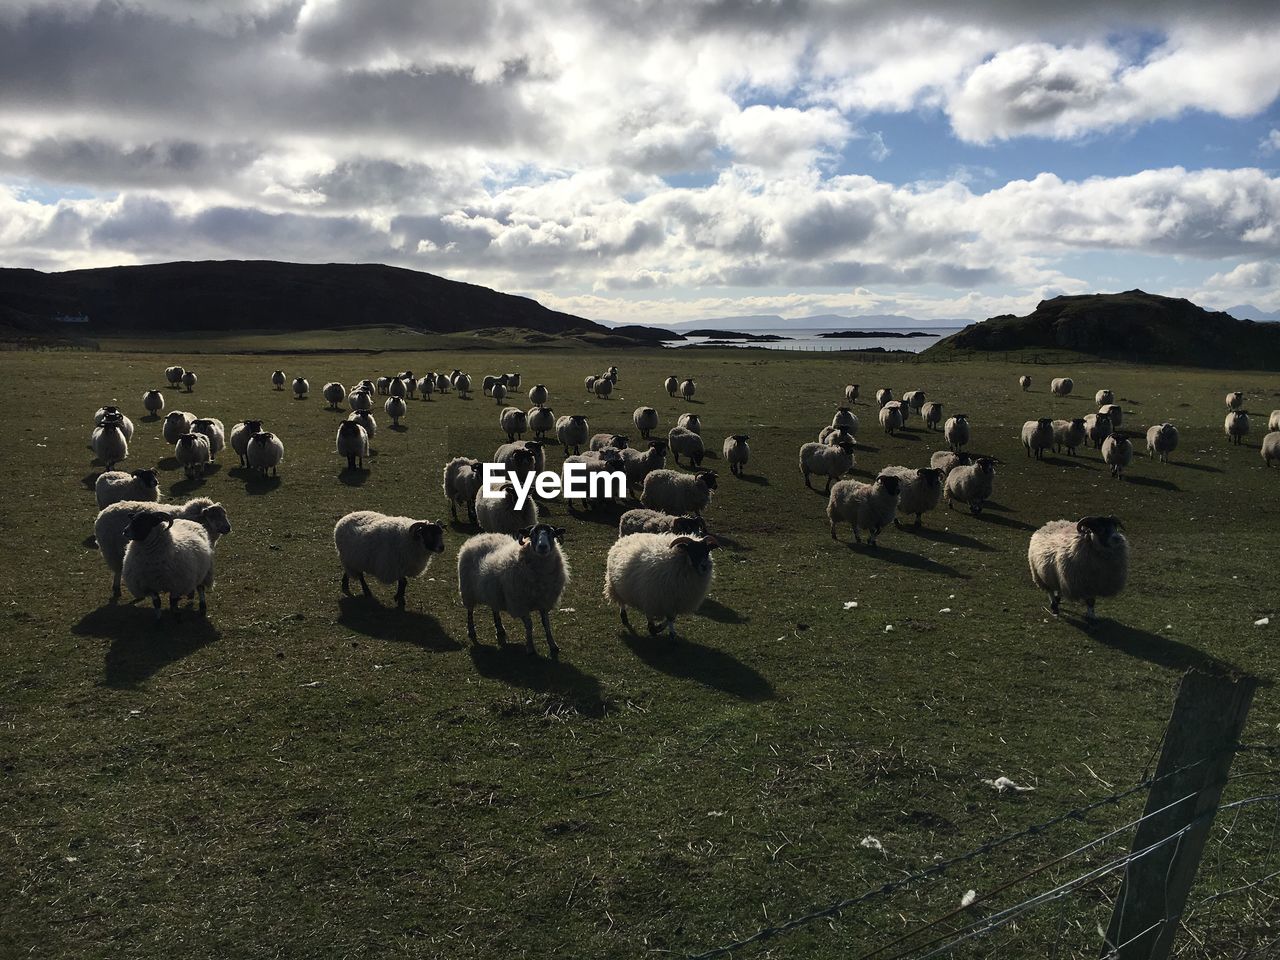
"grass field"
2,343,1277,959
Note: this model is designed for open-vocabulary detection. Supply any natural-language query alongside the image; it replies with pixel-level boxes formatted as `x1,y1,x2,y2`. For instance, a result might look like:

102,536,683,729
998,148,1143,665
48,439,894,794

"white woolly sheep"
121,513,217,621
334,511,445,608
585,375,597,394
605,365,619,383
448,369,464,387
443,457,484,523
142,389,164,416
556,414,590,455
590,433,629,452
435,373,451,393
903,390,926,412
292,377,309,399
1028,516,1128,621
879,403,904,435
1051,377,1073,397
93,406,134,437
633,406,659,439
1084,412,1113,448
349,388,374,412
1146,423,1179,462
419,375,434,399
482,374,502,396
930,450,970,475
336,421,370,470
641,468,717,516
1102,433,1134,478
529,384,549,406
827,473,901,545
618,509,708,538
455,374,473,398
845,384,859,403
619,440,668,490
1095,389,1115,406
1226,391,1244,410
501,406,529,441
667,426,704,467
1099,403,1123,429
564,450,627,511
458,523,569,657
494,442,542,484
492,383,507,405
922,401,943,431
594,378,614,399
528,406,555,440
1019,375,1031,392
404,376,418,399
95,497,231,600
819,426,855,447
476,482,541,535
1052,418,1087,456
799,440,856,491
95,469,160,510
680,378,696,401
246,431,284,476
323,382,346,409
191,418,226,459
1022,418,1054,460
385,396,407,426
181,371,197,392
872,387,891,408
1263,431,1280,467
175,433,211,478
1269,410,1280,432
165,365,185,387
91,420,129,468
604,532,719,641
665,376,679,398
722,435,749,476
944,414,971,452
163,410,194,444
880,465,944,527
230,419,264,466
1225,410,1249,445
389,377,407,399
832,407,857,431
676,413,701,435
945,457,996,514
271,370,286,390
348,409,376,440
376,376,391,395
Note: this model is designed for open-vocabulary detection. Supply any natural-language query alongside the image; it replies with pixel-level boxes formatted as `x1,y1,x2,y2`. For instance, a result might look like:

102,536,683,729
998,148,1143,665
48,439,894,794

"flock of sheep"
85,360,1275,645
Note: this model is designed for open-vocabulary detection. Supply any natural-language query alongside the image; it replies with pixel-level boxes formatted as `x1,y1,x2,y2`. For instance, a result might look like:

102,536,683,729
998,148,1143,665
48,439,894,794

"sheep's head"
649,440,668,454
1077,515,1125,550
640,407,655,416
198,503,232,537
916,468,943,489
241,418,263,434
101,405,120,416
133,469,160,489
338,421,363,437
1096,412,1112,425
835,439,856,455
953,413,969,422
672,516,709,536
1038,417,1053,428
249,431,274,444
124,513,173,543
695,470,718,490
518,523,564,556
523,440,543,455
273,370,285,377
671,535,720,574
975,457,996,474
732,434,750,443
410,521,445,553
570,415,588,428
874,474,902,497
606,434,628,449
1072,418,1086,428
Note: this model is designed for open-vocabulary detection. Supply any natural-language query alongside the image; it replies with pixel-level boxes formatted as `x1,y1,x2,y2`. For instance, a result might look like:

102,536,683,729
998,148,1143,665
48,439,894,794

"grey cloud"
0,136,263,188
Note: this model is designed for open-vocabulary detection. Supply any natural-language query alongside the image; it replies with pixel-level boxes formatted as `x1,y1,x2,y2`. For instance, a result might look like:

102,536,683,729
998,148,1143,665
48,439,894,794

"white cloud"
1261,129,1280,154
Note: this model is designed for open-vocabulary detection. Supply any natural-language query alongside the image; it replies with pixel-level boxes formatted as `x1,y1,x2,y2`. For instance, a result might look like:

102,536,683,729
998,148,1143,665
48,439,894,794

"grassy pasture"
1,343,1277,959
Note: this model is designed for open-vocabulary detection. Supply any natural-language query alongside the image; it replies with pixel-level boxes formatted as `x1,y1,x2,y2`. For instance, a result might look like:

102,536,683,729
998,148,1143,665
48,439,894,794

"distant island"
818,330,938,339
685,329,791,341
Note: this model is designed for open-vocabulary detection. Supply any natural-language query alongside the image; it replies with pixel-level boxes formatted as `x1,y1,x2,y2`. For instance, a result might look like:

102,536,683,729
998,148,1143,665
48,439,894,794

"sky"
1,0,1279,326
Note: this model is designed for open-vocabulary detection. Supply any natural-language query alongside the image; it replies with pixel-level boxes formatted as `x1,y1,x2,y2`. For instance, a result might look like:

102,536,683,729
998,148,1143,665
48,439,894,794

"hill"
0,260,666,345
926,290,1280,369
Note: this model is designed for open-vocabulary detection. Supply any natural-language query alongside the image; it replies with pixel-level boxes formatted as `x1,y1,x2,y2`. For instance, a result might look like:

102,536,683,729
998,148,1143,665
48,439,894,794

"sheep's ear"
553,527,566,542
516,526,532,542
670,537,696,550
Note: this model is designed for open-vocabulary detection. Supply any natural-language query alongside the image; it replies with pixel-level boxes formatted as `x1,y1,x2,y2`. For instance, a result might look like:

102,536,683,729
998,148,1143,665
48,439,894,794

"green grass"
1,345,1277,959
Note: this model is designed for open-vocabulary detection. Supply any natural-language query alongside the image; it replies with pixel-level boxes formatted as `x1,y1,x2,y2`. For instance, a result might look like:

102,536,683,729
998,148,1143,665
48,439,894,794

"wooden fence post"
1101,669,1257,959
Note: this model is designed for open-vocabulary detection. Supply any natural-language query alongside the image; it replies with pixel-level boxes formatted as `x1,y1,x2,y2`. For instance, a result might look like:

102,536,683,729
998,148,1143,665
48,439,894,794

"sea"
666,327,964,353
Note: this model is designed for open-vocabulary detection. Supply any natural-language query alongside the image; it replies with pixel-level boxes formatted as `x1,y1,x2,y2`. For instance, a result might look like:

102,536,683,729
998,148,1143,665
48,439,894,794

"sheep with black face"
334,511,446,609
1028,516,1128,621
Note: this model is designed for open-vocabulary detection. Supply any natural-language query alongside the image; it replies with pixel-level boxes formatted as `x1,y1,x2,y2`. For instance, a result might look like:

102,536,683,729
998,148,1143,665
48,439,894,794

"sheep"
618,509,708,537
642,469,717,516
930,450,970,475
1263,431,1280,467
667,426,705,467
604,532,719,640
165,365,185,387
528,406,556,440
1225,410,1249,445
349,388,374,412
1226,391,1244,410
1051,377,1073,397
922,401,943,431
564,450,627,511
419,375,434,399
826,472,901,544
121,513,217,621
334,511,446,608
435,373,451,394
456,374,473,398
832,407,857,431
1084,412,1113,448
475,482,540,535
229,419,265,466
1146,423,1179,463
1022,418,1054,459
1102,433,1134,478
944,414,971,452
845,384,859,403
501,407,529,441
722,435,749,476
664,376,679,398
385,396,407,426
903,390,926,413
819,425,856,446
897,399,912,427
443,457,484,523
492,383,507,405
880,466,944,527
376,376,391,395
944,457,996,514
271,370,286,390
336,421,370,470
619,440,668,490
449,369,464,387
529,383,549,407
1052,418,1087,456
91,420,129,468
178,371,196,392
93,406,134,436
175,432,211,478
348,410,376,440
1019,375,1031,392
246,431,284,477
1099,403,1123,429
590,433,629,452
292,377,309,399
633,406,659,439
95,497,231,600
163,410,195,444
404,376,418,399
1270,410,1280,433
585,375,597,394
506,372,522,390
675,414,701,436
799,440,856,492
556,414,589,455
142,389,165,417
323,382,346,409
680,378,696,401
875,387,893,408
1095,389,1115,406
191,418,226,459
1028,516,1128,621
594,378,614,399
458,523,569,657
879,402,904,435
482,374,503,396
604,365,619,383
494,442,542,484
95,469,160,510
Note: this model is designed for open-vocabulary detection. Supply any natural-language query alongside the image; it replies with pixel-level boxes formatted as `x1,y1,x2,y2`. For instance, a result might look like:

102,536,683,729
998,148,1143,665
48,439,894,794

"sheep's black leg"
449,501,458,520
620,607,633,631
197,586,206,614
152,594,163,622
803,471,811,489
540,610,558,660
466,607,477,643
1049,593,1061,616
341,573,352,596
358,573,373,599
492,609,508,645
893,517,903,529
1084,600,1097,621
112,573,122,599
667,618,678,642
520,615,536,655
395,577,407,609
830,522,838,540
646,617,664,636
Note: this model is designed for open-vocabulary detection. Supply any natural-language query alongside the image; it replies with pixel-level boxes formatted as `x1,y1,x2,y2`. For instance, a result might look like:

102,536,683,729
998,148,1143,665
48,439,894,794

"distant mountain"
0,260,667,345
927,290,1280,369
662,312,943,332
1225,303,1280,324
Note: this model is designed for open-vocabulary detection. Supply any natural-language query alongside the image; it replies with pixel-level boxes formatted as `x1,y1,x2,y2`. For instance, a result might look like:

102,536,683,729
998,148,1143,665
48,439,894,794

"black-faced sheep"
880,466,944,527
142,389,164,417
664,376,679,398
458,523,569,657
1052,418,1087,456
336,421,370,470
95,469,160,510
175,433,211,478
826,474,901,544
323,382,346,409
230,419,264,466
556,414,589,455
443,457,485,523
944,457,996,514
1021,418,1054,460
121,513,217,621
1146,423,1179,462
641,469,717,516
667,426,705,467
799,440,855,492
271,370,286,390
604,533,719,641
246,432,284,476
944,414,971,452
1102,433,1134,477
334,511,445,608
618,509,708,538
1028,516,1128,621
292,377,309,399
95,497,231,600
1225,410,1249,445
722,435,749,476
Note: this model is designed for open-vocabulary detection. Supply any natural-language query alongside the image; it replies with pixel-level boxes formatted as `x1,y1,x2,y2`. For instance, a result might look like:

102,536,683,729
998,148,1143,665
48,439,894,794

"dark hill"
926,290,1280,369
0,260,664,343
